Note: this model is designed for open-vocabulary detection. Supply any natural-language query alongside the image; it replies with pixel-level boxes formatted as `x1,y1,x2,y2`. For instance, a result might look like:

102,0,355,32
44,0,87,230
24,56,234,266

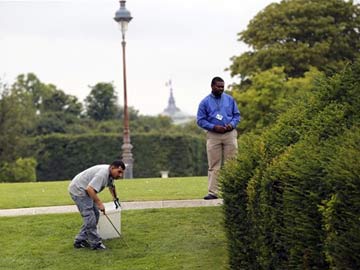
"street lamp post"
114,0,133,179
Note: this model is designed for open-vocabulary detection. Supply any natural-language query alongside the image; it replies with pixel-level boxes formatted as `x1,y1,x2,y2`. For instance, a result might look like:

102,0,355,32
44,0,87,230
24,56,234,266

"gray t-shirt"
68,164,114,196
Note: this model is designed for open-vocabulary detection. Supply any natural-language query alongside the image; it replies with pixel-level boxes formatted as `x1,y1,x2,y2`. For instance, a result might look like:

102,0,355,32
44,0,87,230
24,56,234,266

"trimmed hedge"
321,127,360,269
221,61,360,269
34,133,208,181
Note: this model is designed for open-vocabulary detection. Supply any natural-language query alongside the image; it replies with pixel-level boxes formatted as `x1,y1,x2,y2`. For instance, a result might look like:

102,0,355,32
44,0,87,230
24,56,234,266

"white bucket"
97,202,121,239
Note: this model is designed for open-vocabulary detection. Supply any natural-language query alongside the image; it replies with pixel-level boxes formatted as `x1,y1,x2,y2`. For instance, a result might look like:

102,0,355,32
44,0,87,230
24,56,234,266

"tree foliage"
12,73,82,116
0,157,37,182
230,0,360,80
0,81,36,162
232,66,323,133
84,82,121,121
10,73,83,135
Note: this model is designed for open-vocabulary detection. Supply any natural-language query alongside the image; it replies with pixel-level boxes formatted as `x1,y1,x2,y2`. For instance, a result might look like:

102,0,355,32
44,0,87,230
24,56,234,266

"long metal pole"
103,212,130,247
121,33,133,179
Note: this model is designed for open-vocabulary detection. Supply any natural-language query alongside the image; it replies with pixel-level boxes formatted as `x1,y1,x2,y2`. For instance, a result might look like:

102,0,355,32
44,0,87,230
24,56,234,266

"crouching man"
68,160,125,250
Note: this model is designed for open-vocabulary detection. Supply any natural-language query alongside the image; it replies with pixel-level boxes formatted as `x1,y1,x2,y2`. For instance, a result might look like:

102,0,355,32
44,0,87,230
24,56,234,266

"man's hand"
114,198,121,209
97,201,105,213
213,125,226,133
225,124,233,131
86,185,105,213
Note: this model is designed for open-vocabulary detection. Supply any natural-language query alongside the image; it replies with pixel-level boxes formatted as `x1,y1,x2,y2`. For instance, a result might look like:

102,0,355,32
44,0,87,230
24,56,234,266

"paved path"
0,199,223,217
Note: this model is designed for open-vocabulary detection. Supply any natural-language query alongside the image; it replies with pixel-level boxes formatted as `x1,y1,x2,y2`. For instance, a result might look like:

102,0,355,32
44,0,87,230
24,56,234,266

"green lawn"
0,176,207,209
0,207,227,270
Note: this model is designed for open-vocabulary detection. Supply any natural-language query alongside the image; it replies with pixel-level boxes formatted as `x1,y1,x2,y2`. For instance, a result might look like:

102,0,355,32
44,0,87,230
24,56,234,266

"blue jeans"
70,194,101,247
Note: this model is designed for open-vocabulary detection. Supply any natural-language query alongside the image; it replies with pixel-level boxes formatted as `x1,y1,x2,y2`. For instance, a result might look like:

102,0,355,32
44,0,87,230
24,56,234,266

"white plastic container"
97,202,121,239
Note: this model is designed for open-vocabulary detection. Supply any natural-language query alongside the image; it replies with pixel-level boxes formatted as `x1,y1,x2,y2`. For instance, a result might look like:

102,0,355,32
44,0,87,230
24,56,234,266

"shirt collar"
210,92,222,99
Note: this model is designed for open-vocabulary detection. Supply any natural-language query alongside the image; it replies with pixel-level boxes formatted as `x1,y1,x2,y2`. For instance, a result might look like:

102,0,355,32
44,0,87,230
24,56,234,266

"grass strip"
0,207,227,270
0,176,207,209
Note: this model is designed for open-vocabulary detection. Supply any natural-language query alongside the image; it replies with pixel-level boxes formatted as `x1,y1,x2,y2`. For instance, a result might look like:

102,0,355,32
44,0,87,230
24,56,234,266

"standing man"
68,160,125,250
197,77,241,200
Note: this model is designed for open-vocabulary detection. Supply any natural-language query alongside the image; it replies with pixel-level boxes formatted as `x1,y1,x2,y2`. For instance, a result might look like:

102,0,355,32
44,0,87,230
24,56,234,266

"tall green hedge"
321,127,360,269
34,133,207,181
221,61,360,269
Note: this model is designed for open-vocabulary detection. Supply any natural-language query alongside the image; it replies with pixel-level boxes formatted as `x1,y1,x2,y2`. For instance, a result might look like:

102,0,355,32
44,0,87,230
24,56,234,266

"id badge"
216,114,223,121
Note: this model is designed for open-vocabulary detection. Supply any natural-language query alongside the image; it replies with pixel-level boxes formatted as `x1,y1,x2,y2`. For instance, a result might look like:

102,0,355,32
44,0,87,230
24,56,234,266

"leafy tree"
11,73,83,135
233,67,323,133
0,81,36,163
42,86,82,116
34,86,83,135
230,0,360,80
12,73,49,112
85,82,121,121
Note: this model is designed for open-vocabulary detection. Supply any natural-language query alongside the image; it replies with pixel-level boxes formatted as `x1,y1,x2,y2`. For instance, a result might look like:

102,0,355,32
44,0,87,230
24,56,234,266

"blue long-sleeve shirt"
197,93,241,131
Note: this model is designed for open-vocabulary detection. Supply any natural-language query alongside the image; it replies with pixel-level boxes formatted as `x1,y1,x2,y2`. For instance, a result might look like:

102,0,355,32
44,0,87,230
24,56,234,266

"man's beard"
212,91,223,98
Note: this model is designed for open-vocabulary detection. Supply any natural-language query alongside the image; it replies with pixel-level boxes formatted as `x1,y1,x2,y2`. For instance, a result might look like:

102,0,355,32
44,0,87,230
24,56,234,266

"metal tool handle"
103,212,121,237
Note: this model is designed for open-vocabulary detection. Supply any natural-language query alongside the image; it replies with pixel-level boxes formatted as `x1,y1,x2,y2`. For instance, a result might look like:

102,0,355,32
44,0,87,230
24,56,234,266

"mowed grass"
0,176,207,209
0,207,227,270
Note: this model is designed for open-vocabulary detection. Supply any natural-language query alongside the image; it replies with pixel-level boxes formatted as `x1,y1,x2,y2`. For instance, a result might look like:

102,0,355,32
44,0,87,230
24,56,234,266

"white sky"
0,0,279,116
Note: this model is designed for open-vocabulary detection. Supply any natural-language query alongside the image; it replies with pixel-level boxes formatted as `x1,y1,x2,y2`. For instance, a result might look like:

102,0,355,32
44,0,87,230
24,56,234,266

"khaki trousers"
206,129,238,196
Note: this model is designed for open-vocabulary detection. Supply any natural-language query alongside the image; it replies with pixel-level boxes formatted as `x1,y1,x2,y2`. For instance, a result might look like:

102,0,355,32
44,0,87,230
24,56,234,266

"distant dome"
160,80,194,125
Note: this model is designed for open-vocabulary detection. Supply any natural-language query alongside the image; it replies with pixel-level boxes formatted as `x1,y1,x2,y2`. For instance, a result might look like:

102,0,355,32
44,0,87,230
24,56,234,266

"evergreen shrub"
221,61,360,269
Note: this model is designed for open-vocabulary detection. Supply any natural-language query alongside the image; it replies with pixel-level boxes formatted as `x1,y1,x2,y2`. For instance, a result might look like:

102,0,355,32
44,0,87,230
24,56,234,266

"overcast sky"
0,0,279,116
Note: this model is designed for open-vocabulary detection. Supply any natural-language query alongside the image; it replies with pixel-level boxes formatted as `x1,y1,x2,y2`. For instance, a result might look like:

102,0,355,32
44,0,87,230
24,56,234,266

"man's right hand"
213,125,227,133
97,201,105,213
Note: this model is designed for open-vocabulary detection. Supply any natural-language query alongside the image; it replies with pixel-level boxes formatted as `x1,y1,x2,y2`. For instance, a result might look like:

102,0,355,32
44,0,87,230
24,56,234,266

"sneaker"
91,242,107,250
204,194,218,200
73,240,90,249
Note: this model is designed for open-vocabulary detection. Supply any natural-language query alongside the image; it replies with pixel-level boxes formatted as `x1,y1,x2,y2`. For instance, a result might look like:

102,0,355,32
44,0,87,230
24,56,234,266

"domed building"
160,80,194,125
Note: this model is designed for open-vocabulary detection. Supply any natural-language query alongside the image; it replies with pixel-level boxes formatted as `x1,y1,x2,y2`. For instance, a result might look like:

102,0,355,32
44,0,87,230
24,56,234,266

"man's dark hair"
211,76,224,86
111,160,126,169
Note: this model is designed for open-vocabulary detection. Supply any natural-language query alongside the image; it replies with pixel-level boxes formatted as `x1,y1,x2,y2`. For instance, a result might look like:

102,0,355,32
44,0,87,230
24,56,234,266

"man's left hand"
114,198,121,209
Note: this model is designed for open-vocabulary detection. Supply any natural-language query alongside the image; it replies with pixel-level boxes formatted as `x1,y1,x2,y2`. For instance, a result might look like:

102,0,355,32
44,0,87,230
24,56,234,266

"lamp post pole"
114,0,133,179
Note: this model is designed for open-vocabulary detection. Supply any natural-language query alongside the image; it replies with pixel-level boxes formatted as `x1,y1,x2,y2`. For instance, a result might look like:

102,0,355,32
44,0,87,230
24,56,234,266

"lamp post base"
122,142,133,179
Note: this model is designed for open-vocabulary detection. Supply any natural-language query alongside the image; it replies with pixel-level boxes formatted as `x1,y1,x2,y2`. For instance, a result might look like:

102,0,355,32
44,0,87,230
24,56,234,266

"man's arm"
109,186,117,199
86,185,105,212
109,186,121,209
229,98,241,129
197,99,215,131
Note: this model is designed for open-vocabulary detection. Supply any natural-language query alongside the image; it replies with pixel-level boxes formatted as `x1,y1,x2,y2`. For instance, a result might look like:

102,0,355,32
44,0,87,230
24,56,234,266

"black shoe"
204,194,218,200
91,242,107,250
74,239,90,249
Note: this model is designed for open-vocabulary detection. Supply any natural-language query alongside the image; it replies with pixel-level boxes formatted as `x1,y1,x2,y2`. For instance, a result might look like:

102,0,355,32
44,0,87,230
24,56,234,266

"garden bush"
0,157,37,182
221,60,360,269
